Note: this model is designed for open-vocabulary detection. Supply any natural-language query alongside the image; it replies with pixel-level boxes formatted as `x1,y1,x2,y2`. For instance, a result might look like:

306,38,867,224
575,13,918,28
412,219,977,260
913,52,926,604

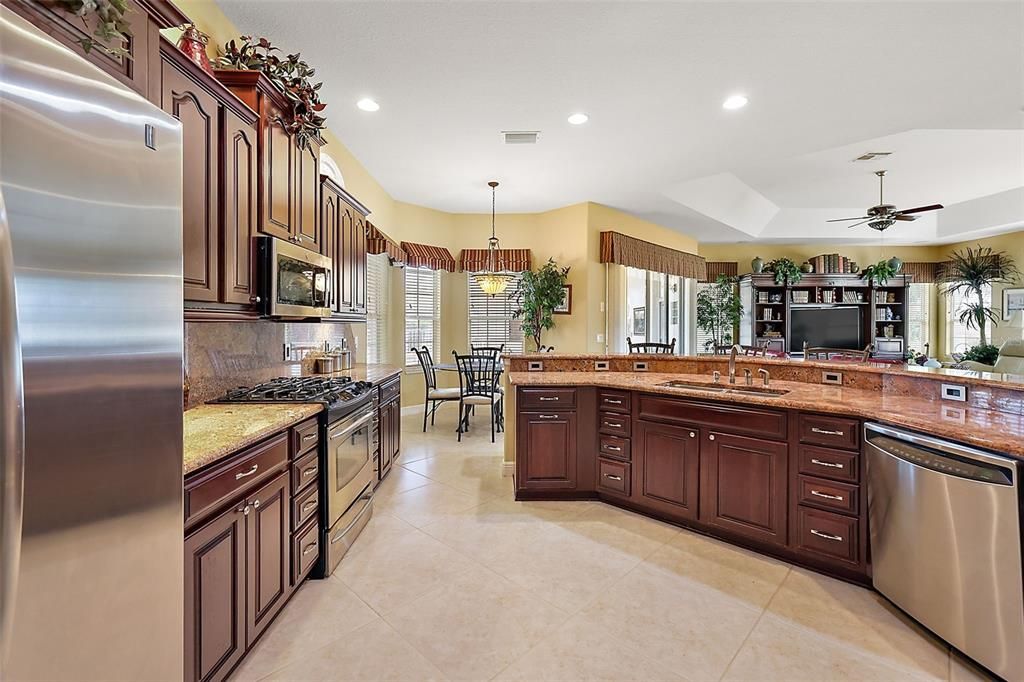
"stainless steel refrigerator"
0,7,184,679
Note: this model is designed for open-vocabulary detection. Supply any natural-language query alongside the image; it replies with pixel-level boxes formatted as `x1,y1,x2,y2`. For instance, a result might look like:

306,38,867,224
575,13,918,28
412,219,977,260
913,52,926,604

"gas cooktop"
212,376,374,416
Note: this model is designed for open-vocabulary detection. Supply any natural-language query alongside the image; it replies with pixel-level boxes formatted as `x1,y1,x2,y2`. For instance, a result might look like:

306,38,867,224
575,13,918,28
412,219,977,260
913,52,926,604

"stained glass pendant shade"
473,181,514,296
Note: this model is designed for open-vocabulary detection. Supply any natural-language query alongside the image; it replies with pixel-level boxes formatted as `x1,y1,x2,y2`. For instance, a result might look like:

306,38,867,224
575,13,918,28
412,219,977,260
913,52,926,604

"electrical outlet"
633,361,649,371
596,333,604,343
527,361,544,371
595,360,610,371
941,383,968,402
822,371,843,386
599,301,605,312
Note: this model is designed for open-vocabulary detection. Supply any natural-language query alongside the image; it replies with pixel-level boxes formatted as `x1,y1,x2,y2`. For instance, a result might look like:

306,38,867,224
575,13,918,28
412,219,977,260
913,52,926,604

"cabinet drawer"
185,433,289,527
597,458,630,497
794,506,859,565
293,418,320,456
379,376,401,404
597,390,631,414
599,434,631,461
638,395,787,441
518,387,577,410
797,445,858,483
291,449,319,495
598,411,631,438
797,475,859,515
292,482,319,531
798,413,860,451
292,517,320,584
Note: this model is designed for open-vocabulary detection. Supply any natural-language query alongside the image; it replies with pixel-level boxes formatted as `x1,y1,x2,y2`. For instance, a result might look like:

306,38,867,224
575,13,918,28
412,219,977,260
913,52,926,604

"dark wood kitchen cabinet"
377,378,402,481
516,411,578,491
215,69,324,254
245,471,291,645
633,420,700,521
321,176,370,319
220,107,259,305
700,430,788,545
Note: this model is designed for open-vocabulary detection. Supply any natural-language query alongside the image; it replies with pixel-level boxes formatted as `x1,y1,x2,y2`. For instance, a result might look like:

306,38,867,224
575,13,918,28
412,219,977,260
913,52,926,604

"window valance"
700,261,738,282
599,231,707,281
459,248,532,273
399,241,457,272
366,222,405,263
902,262,941,283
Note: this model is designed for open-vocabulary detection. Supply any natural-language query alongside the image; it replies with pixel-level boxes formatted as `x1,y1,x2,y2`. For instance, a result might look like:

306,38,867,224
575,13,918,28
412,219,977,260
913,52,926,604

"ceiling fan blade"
845,218,874,229
894,204,944,215
827,216,870,222
893,215,917,221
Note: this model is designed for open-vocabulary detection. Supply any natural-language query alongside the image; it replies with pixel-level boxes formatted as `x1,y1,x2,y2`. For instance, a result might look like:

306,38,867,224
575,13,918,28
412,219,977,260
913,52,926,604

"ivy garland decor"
860,258,898,286
765,258,803,286
57,0,132,55
217,36,327,149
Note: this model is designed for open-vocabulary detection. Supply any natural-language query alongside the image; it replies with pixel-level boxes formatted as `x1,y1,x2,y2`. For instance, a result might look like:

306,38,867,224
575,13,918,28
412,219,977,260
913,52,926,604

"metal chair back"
453,351,501,400
412,346,439,390
803,342,873,363
628,337,676,354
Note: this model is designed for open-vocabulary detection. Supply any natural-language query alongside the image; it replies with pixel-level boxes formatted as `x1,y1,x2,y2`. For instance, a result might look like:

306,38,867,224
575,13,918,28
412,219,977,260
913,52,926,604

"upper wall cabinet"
159,39,259,312
215,70,324,254
2,0,188,102
321,177,369,320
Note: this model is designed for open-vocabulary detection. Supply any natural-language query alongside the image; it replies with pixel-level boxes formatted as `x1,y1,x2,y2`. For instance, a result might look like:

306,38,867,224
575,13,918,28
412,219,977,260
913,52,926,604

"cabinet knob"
236,503,250,515
252,499,261,509
709,434,716,441
250,295,262,303
689,432,695,438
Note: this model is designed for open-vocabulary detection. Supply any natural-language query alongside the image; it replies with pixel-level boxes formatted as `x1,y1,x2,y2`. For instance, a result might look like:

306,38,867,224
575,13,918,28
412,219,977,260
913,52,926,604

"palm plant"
937,245,1020,347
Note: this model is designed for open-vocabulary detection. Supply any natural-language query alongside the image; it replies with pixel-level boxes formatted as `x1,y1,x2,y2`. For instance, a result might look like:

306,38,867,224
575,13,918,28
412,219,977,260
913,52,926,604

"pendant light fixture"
473,181,513,296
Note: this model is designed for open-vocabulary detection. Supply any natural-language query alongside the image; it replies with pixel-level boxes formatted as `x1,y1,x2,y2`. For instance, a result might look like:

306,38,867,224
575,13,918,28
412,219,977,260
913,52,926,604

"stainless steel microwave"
258,236,333,318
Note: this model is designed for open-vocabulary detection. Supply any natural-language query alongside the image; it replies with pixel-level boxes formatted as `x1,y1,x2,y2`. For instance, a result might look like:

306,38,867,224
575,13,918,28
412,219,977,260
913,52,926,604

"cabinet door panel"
321,189,339,311
162,60,218,302
261,110,292,240
337,208,356,312
352,215,367,313
294,142,320,251
700,431,787,545
633,421,699,521
221,109,257,305
516,411,578,490
246,471,290,646
184,506,245,682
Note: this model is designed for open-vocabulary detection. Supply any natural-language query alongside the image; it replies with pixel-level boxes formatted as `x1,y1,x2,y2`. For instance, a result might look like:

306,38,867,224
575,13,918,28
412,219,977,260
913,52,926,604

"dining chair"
627,337,676,354
412,346,460,431
453,351,503,442
471,344,505,356
803,342,873,363
740,341,770,357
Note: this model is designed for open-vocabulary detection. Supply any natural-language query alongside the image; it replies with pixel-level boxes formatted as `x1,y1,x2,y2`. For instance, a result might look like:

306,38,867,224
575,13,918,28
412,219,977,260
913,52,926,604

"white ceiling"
218,1,1024,244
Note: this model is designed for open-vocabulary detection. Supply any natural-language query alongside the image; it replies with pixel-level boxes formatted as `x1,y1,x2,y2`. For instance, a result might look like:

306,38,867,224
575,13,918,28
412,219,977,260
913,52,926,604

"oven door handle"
329,411,374,441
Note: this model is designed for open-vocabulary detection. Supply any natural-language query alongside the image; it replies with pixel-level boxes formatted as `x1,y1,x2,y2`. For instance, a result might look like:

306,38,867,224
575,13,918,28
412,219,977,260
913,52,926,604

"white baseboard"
401,404,423,416
502,461,514,478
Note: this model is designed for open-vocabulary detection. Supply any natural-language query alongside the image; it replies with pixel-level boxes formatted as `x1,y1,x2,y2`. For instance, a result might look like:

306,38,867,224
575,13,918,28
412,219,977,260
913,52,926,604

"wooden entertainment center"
738,273,912,358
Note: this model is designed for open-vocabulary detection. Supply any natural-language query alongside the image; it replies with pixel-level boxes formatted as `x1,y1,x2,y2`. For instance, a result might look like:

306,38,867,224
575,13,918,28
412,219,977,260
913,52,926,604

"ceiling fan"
827,170,943,232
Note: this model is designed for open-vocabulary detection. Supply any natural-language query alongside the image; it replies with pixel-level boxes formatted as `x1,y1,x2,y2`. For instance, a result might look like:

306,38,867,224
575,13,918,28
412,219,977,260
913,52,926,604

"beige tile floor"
233,407,994,682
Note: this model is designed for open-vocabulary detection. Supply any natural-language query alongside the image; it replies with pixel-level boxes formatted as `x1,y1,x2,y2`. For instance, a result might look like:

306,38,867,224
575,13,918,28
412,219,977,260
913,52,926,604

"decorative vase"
751,256,764,274
177,24,213,75
800,261,813,274
884,324,895,338
923,357,942,368
849,261,859,274
888,256,903,273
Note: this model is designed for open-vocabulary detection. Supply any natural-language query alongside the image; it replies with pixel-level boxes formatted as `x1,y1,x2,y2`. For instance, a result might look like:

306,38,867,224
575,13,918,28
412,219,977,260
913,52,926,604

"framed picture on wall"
632,307,647,335
553,284,572,314
1003,288,1024,321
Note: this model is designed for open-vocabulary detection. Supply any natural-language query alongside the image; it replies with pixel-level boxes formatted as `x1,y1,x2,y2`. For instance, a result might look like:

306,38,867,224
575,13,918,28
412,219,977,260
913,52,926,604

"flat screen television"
790,306,863,352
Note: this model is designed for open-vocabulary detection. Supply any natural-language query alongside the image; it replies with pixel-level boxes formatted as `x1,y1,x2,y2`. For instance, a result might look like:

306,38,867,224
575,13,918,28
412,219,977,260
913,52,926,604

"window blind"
405,266,441,366
467,273,524,354
366,253,389,365
906,283,931,355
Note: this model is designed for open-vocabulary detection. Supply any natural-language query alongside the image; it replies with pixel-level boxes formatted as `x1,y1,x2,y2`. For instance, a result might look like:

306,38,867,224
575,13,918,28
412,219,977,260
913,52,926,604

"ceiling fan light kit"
826,170,944,232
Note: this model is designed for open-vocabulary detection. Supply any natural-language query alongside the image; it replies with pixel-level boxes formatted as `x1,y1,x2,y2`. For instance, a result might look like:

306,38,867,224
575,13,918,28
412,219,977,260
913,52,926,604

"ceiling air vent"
502,131,540,145
853,151,892,162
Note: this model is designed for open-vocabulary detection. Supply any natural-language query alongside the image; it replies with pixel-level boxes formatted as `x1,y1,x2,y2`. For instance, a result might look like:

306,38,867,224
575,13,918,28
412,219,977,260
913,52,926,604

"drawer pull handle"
302,500,317,512
538,396,559,401
603,474,623,481
604,399,623,405
810,529,843,542
810,490,843,501
302,434,317,442
235,464,259,480
538,415,559,420
604,421,622,428
605,445,622,452
811,427,844,437
302,542,317,556
810,458,843,469
302,466,318,476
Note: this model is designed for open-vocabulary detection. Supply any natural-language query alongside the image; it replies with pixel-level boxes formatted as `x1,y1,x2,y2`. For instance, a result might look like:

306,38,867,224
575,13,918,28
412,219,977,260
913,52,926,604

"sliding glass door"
625,267,687,352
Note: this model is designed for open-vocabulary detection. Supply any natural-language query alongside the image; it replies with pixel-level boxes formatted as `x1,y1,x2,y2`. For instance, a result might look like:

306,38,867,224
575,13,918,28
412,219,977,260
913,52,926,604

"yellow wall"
698,243,946,274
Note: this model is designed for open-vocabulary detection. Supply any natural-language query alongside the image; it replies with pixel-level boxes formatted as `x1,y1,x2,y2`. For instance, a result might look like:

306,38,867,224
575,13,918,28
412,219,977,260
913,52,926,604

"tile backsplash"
185,321,363,409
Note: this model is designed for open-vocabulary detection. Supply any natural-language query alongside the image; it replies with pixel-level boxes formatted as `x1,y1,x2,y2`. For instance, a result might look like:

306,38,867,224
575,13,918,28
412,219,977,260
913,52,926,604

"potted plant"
959,343,1000,367
696,275,743,352
216,36,327,149
56,0,132,55
766,258,802,286
513,259,570,350
861,258,898,285
937,245,1021,347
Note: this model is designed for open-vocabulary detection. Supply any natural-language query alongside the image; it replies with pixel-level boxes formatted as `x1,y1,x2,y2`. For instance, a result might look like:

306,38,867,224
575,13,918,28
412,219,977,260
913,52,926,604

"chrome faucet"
728,344,743,384
743,368,753,386
758,368,771,386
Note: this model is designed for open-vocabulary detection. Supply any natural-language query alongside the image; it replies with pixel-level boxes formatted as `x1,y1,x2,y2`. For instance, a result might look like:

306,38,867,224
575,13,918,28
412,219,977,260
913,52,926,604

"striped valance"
902,262,939,283
366,222,405,263
400,241,457,272
599,231,707,281
700,261,738,283
459,248,532,273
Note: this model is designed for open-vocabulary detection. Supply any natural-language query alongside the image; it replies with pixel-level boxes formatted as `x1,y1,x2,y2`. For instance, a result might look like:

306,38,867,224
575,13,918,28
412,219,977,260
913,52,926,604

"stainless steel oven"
322,403,375,575
258,236,332,318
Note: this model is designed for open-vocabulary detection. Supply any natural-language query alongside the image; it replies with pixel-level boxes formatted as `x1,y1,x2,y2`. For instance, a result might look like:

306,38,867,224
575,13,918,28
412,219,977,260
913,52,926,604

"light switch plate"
941,383,968,402
595,360,610,371
527,361,544,371
822,371,843,386
633,361,649,371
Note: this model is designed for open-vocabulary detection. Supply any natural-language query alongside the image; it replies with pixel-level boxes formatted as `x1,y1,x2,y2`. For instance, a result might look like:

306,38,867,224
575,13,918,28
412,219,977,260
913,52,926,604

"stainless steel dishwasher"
865,422,1024,680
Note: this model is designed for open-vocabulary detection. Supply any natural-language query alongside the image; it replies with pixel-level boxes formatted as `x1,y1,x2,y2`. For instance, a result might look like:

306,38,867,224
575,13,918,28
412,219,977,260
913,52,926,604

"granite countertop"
183,403,322,476
509,371,1024,458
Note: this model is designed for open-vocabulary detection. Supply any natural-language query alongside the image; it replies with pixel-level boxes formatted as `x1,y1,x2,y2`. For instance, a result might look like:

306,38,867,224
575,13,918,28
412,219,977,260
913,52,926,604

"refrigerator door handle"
0,189,25,670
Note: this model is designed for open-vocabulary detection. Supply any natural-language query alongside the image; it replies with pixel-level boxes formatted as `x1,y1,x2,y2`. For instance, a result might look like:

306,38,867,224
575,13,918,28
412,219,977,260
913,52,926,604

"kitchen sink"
658,380,790,397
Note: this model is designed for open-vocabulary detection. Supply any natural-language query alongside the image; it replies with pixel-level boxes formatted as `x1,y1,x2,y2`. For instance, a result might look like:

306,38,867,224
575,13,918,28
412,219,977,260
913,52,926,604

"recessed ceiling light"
722,94,748,110
357,98,380,112
567,113,589,125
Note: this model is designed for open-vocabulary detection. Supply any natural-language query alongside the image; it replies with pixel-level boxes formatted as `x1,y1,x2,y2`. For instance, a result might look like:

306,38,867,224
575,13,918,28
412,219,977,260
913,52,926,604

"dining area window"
467,272,525,355
405,266,441,367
